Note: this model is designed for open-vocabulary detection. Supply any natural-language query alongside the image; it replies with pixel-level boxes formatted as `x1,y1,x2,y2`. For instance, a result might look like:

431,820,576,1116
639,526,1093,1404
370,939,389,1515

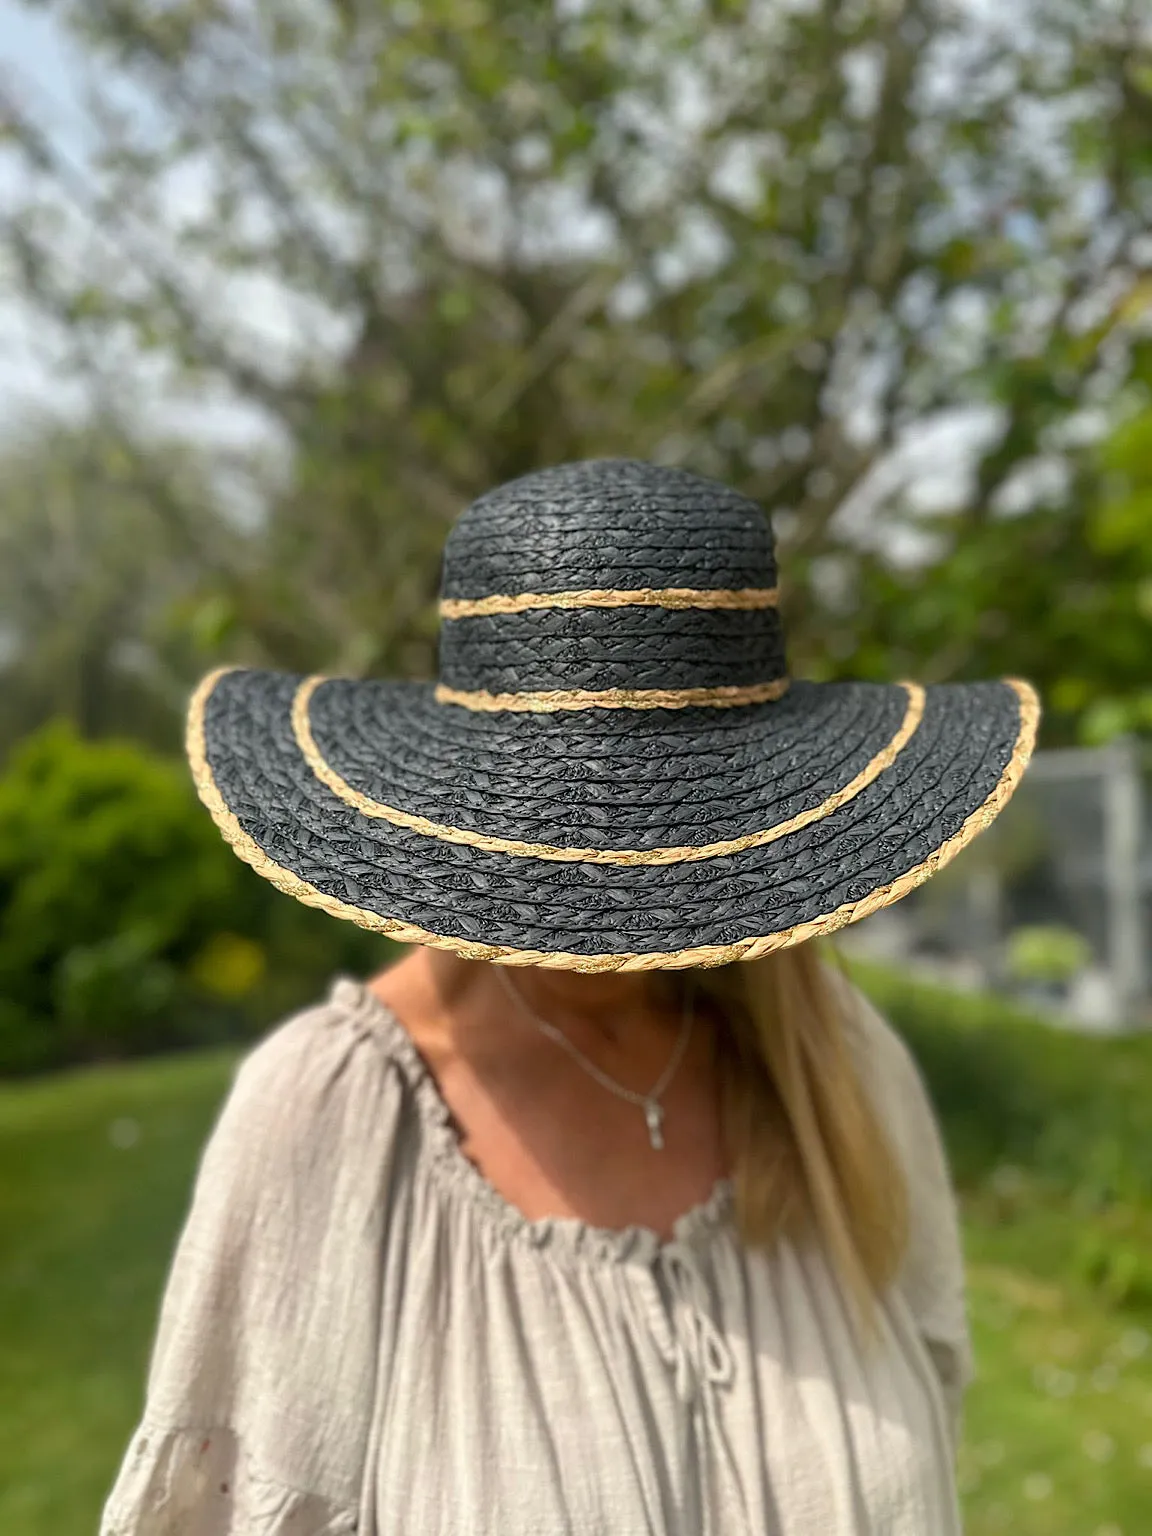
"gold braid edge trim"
439,585,780,618
186,669,1039,973
292,676,925,866
433,678,791,712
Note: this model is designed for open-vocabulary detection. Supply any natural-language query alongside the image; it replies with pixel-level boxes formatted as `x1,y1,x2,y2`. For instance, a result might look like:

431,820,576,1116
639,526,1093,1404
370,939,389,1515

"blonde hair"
668,941,909,1350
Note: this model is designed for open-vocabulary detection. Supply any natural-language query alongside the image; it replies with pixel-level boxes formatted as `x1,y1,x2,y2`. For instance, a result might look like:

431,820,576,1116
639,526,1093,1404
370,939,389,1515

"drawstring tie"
653,1247,734,1403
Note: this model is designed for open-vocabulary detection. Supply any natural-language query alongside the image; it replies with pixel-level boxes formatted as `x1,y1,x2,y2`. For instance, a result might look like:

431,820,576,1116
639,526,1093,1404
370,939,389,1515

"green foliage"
1004,925,1093,986
0,1,1147,748
0,416,235,758
1073,1227,1152,1312
847,958,1152,1208
0,722,390,1076
1071,395,1152,745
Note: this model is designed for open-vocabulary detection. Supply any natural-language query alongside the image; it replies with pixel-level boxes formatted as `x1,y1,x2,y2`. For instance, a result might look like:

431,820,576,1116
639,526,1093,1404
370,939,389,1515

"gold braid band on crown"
432,678,791,712
438,586,779,619
186,670,1040,972
293,676,924,865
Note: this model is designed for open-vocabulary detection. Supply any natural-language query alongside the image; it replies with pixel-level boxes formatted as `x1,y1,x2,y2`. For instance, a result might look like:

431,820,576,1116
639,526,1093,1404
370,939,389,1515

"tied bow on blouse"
626,1245,735,1404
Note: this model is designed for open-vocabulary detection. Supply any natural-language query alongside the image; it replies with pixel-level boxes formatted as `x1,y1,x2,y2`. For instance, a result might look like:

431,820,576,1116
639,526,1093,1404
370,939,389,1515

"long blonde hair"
669,941,909,1349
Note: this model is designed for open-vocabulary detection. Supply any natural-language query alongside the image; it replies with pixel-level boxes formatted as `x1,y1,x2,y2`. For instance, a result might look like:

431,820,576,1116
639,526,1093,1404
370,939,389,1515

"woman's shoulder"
199,975,416,1204
102,977,407,1530
232,972,398,1081
237,972,418,1093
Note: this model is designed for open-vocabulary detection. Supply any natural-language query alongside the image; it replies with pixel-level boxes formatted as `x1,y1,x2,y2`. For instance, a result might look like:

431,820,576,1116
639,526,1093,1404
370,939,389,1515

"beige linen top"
100,967,974,1536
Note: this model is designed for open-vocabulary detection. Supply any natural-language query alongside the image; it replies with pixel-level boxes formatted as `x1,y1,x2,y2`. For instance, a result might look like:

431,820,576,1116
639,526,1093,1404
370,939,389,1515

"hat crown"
441,458,777,597
437,458,787,707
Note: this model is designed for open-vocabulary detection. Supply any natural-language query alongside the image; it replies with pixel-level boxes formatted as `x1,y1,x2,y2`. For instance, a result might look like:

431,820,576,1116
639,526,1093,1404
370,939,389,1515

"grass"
0,1045,239,1534
2,969,1151,1535
960,1190,1152,1535
847,959,1152,1535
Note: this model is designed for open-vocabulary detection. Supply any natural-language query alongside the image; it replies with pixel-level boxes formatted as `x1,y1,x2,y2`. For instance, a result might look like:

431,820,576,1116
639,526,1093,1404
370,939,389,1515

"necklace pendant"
645,1101,665,1151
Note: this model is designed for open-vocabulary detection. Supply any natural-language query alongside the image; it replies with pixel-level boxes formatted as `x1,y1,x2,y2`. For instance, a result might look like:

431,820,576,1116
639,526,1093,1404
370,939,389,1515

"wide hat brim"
187,666,1039,972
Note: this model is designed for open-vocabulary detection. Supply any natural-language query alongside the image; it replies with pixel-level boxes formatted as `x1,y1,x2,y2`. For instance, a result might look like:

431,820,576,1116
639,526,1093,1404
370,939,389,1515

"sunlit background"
0,2,1149,1533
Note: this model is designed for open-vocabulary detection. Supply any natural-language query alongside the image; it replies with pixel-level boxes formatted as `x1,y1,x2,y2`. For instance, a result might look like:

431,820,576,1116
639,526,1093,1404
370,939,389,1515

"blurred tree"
840,337,1152,742
0,415,240,757
0,0,1148,739
1074,389,1152,743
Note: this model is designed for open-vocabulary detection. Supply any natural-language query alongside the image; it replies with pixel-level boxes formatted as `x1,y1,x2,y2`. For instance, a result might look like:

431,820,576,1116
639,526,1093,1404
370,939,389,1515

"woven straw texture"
187,458,1040,972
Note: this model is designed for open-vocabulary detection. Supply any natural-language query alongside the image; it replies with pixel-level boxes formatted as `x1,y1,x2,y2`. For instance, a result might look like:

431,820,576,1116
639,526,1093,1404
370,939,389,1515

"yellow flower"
190,933,266,999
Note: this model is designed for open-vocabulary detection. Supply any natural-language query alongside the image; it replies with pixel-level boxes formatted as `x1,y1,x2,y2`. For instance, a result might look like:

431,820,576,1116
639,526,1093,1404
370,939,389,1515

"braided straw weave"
439,586,779,618
188,669,1039,972
293,675,924,864
186,459,1043,971
431,679,791,712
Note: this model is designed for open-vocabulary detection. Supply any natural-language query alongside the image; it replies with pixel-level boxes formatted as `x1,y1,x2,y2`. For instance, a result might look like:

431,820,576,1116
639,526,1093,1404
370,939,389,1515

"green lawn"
0,1046,238,1535
961,1191,1152,1535
2,981,1151,1535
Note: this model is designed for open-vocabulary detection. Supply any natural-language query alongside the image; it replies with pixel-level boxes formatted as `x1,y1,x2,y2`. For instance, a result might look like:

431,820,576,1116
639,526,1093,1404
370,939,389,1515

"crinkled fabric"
101,968,973,1535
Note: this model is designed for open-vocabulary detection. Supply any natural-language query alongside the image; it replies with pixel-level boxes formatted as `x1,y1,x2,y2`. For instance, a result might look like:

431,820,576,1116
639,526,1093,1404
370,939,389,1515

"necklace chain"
492,966,694,1150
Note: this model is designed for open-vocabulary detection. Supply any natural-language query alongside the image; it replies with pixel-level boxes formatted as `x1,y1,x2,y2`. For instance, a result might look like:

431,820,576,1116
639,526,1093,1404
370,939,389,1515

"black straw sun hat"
187,458,1040,973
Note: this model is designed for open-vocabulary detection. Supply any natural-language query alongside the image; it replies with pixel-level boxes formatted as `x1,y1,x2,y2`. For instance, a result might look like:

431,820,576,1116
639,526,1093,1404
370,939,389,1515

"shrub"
845,955,1152,1205
0,721,390,1075
1004,923,1092,987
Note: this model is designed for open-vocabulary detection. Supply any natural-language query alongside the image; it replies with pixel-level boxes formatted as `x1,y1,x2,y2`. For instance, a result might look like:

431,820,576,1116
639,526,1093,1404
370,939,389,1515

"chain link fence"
839,738,1151,1032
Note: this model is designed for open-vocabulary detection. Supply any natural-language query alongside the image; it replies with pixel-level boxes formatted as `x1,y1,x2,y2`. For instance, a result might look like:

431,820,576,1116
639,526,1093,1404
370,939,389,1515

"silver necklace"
493,967,694,1151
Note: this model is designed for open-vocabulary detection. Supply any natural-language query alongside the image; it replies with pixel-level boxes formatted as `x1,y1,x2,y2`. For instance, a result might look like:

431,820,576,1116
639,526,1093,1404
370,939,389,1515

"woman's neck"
383,946,686,1059
491,962,683,1050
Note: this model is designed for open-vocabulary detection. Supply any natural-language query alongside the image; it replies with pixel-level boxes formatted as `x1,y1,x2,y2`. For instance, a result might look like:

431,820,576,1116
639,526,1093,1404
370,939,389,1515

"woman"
101,458,1038,1535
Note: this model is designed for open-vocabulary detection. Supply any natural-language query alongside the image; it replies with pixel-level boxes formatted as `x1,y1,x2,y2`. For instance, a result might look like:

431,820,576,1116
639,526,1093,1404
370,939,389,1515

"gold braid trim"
293,676,924,866
187,669,1039,972
439,586,779,618
433,678,791,712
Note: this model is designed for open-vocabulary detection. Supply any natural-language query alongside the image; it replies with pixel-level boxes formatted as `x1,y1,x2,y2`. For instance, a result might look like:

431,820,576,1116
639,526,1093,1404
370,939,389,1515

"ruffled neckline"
333,976,735,1267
